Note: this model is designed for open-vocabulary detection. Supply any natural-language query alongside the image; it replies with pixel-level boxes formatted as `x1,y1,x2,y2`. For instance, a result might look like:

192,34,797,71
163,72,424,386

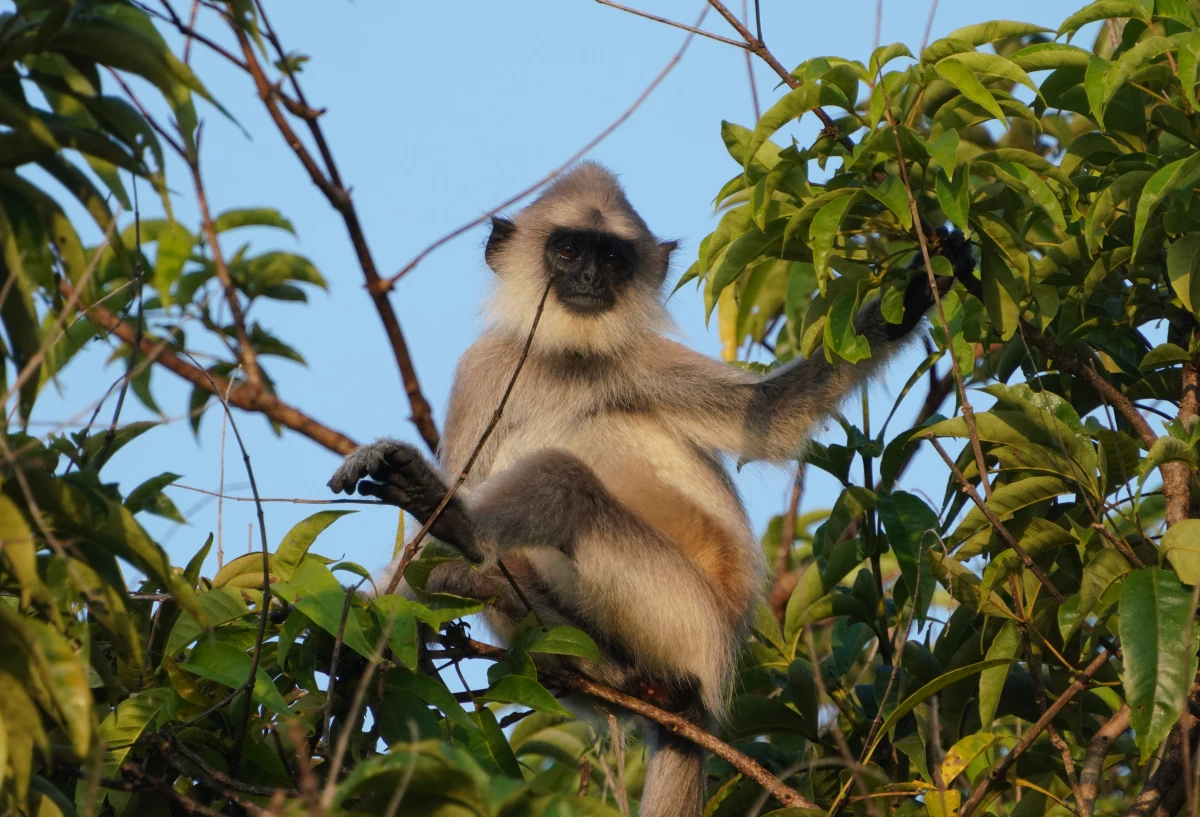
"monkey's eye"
557,245,581,262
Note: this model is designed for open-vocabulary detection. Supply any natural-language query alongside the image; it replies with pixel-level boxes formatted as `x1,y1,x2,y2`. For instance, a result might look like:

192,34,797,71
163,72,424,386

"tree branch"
63,279,359,456
458,637,819,810
383,3,710,290
961,646,1113,817
227,22,440,454
926,435,1065,603
595,0,749,48
1080,704,1130,817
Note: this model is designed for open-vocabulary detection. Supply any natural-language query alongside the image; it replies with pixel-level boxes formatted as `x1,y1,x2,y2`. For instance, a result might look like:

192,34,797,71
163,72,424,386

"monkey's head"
483,162,678,355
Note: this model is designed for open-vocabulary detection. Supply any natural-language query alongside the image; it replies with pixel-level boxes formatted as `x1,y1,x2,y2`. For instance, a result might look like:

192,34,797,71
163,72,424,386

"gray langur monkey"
327,162,973,817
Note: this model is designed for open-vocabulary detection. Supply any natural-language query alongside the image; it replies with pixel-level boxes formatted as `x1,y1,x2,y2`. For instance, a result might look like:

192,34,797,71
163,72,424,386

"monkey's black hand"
885,227,976,340
327,440,484,562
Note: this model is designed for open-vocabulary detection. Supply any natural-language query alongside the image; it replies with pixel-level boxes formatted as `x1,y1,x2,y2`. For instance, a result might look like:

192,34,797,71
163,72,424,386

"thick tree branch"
227,25,440,454
1080,704,1130,817
63,279,359,456
457,637,819,810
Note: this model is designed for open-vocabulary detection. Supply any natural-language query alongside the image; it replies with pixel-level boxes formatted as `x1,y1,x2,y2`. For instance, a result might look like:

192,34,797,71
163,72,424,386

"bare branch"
384,3,712,289
227,20,440,453
453,637,819,809
1080,704,1130,817
595,0,749,48
63,278,359,455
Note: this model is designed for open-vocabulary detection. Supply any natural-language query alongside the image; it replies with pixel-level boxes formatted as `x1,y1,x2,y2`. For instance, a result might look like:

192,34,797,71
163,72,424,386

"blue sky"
36,1,1093,684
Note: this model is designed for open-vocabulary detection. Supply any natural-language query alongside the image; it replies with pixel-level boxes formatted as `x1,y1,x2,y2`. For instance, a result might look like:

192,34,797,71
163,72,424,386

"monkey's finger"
356,480,410,507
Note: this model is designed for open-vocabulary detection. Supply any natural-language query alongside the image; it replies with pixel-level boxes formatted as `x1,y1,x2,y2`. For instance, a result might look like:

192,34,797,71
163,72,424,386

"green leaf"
123,471,185,523
213,207,295,234
271,510,356,581
934,57,1007,124
1162,520,1200,585
94,689,169,787
937,167,971,232
811,193,860,282
152,221,194,308
1059,0,1152,37
744,84,825,170
81,420,157,465
469,708,522,778
876,491,937,614
869,43,914,78
1121,567,1199,760
524,627,601,663
1168,235,1200,315
273,559,378,660
162,586,251,659
1178,33,1200,112
949,51,1040,98
867,659,1016,756
480,675,572,717
1140,437,1198,485
182,639,292,716
946,20,1051,44
1009,43,1093,71
868,176,912,229
1085,170,1152,251
943,733,1006,783
1133,153,1200,262
926,129,959,175
823,287,871,364
979,621,1021,728
371,595,419,670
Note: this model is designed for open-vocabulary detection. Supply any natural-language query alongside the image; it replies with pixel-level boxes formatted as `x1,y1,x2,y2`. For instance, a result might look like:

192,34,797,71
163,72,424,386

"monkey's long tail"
640,724,706,817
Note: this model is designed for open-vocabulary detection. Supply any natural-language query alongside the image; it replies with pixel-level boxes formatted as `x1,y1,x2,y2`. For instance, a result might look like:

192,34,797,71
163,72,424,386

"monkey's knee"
472,449,608,549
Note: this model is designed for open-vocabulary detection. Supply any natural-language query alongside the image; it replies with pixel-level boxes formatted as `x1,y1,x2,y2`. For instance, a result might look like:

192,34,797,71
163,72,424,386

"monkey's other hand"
327,440,484,562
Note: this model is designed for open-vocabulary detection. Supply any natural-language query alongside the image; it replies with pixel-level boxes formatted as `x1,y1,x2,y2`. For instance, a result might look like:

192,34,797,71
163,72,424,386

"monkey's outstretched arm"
651,239,969,462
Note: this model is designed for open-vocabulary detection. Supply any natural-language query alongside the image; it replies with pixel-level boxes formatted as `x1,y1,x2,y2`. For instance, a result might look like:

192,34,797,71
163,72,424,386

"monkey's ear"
649,239,679,287
485,217,516,273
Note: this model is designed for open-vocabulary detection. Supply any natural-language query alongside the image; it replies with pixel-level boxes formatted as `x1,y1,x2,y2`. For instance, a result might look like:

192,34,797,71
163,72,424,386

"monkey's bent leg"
468,449,735,713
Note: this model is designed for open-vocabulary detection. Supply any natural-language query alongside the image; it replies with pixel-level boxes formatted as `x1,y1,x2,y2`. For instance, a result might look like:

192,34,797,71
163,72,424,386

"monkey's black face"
545,229,637,315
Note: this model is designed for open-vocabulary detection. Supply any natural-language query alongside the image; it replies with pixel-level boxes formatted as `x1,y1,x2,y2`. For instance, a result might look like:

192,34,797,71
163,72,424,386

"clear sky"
35,0,1092,687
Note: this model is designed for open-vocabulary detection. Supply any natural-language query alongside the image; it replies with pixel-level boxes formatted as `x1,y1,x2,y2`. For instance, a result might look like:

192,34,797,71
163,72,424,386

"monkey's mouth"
557,291,614,314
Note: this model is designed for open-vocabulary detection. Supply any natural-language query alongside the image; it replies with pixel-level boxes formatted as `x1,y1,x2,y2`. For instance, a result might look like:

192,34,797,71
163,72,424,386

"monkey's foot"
327,439,483,561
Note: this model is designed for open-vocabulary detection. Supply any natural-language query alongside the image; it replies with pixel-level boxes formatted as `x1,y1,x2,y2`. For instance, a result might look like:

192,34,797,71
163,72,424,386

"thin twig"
321,585,357,751
171,482,381,505
1091,523,1146,568
876,83,991,498
740,0,761,120
705,0,853,150
382,274,554,596
183,353,271,772
921,0,941,52
595,0,748,48
926,434,1065,603
961,646,1114,817
385,3,712,289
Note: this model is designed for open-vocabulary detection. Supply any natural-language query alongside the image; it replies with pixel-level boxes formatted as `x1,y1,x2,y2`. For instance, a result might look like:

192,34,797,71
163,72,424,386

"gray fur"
332,163,924,816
